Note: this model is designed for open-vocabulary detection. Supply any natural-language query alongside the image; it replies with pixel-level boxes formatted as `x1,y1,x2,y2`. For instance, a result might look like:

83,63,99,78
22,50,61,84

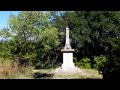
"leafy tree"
0,11,59,68
66,11,120,79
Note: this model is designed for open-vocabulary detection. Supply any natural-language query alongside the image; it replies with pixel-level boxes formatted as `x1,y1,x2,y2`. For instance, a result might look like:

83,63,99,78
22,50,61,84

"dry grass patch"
0,58,34,79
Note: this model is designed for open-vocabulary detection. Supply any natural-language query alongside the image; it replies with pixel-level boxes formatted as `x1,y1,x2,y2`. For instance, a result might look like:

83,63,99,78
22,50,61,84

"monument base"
54,66,82,75
62,63,75,70
61,52,76,70
55,51,82,75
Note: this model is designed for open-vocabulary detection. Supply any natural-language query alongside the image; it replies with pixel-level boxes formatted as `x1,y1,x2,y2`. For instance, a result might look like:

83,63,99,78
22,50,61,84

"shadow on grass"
34,72,54,79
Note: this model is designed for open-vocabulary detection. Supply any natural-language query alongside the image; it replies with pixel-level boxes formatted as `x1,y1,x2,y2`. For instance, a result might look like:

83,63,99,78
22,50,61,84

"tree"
66,11,120,78
0,11,59,68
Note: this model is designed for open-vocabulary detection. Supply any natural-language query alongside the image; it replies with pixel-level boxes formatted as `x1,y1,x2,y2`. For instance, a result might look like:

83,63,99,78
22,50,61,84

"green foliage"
75,55,107,70
0,11,60,69
0,41,14,59
102,39,120,79
62,11,120,78
93,55,107,70
76,57,91,69
32,27,59,69
1,11,120,79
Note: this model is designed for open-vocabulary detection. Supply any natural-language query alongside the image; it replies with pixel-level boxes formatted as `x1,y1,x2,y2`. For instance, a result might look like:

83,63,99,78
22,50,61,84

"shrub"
93,55,107,72
76,57,91,69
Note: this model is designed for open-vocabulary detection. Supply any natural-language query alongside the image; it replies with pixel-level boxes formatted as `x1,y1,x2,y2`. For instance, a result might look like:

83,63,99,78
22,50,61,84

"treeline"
0,11,120,79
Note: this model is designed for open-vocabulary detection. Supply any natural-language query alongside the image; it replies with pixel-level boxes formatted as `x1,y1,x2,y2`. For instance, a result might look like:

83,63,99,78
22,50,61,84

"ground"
33,68,102,79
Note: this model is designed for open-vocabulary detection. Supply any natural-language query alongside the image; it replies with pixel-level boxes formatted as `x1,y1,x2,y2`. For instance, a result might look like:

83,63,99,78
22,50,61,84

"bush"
93,55,107,72
76,57,91,69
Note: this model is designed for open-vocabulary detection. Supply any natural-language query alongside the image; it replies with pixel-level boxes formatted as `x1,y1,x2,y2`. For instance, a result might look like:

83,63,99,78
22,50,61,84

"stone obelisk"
61,27,75,70
61,17,75,70
61,26,75,70
54,16,81,75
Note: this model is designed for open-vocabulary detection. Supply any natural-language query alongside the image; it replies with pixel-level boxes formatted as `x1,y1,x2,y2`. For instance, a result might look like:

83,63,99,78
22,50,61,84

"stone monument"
54,26,81,74
54,16,81,75
61,26,75,70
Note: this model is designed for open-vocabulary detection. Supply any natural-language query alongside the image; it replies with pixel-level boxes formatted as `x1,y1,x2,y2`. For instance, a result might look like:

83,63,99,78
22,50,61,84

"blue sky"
0,11,20,30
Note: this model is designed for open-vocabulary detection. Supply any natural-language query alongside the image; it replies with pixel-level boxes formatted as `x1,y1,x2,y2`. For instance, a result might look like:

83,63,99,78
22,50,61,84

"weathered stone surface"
62,53,75,70
60,26,81,73
61,49,75,52
54,67,82,75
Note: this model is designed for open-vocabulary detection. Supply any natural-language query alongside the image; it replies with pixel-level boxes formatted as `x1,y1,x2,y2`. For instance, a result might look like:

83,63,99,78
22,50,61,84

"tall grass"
0,58,34,79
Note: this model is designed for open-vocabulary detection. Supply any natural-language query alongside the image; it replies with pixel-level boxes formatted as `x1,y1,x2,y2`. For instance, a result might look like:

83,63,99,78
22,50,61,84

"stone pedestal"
62,53,74,70
61,49,75,70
